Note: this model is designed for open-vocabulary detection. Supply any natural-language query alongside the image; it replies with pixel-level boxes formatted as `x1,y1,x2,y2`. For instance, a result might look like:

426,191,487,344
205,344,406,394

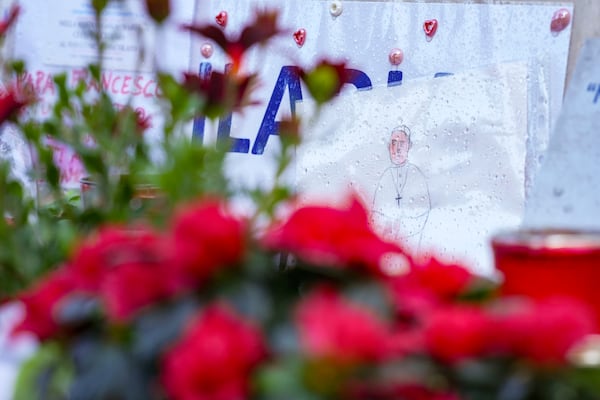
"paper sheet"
297,62,530,275
525,38,600,229
10,0,196,187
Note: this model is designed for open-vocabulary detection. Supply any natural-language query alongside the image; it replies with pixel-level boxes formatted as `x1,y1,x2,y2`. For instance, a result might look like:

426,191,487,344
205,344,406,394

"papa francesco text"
17,69,161,101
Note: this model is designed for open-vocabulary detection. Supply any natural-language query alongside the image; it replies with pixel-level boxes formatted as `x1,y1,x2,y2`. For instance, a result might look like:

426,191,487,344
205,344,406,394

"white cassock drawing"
372,126,431,252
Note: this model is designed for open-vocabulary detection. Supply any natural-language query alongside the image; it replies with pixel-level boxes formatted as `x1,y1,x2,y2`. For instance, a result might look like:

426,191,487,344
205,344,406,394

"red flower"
263,197,404,276
386,258,473,324
161,305,266,400
0,4,19,37
387,277,440,323
182,71,258,120
0,85,28,124
183,10,284,73
411,257,473,300
70,226,172,289
134,108,152,133
12,268,76,340
295,287,391,365
100,258,182,322
387,326,426,357
69,226,181,321
170,200,246,286
423,305,490,364
491,297,596,366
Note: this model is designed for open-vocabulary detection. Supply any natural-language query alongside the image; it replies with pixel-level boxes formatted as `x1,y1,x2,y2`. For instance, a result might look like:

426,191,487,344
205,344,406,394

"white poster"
5,0,573,211
10,0,196,187
297,62,530,275
192,1,572,191
40,1,154,72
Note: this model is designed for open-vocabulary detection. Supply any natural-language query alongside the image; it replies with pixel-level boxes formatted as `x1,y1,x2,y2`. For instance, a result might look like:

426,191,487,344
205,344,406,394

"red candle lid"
491,229,600,254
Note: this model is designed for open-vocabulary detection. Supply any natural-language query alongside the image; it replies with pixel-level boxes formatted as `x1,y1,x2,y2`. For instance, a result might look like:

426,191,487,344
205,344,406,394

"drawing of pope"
371,125,431,251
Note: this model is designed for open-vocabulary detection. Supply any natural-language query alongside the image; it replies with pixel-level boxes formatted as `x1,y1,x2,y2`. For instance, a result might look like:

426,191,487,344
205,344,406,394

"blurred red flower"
423,305,491,364
68,226,181,321
182,71,258,120
183,10,284,73
386,258,473,325
170,200,246,286
263,197,403,276
0,85,29,124
12,268,76,340
295,287,391,365
69,226,172,290
100,258,181,322
162,305,266,400
134,108,152,133
491,297,596,366
387,326,426,357
387,276,440,323
412,257,474,299
0,4,19,37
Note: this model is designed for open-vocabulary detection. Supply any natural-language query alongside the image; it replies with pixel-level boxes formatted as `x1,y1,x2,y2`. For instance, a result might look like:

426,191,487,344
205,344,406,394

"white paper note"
297,62,530,275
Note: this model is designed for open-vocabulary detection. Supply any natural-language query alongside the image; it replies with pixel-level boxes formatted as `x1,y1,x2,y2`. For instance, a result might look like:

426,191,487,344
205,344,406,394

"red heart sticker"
293,28,306,47
423,19,438,40
550,8,571,34
215,11,228,27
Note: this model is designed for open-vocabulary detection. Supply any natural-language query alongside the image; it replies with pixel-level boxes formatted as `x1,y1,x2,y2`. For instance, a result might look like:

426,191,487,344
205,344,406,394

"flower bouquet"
1,2,600,400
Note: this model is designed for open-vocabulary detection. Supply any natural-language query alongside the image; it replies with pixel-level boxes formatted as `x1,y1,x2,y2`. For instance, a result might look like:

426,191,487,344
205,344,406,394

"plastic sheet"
297,62,536,275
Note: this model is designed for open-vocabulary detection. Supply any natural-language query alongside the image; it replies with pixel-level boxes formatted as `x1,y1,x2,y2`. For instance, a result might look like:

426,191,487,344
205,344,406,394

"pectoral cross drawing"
395,194,402,206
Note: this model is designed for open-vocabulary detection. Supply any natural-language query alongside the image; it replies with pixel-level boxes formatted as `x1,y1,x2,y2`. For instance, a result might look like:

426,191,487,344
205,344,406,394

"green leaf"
132,296,199,364
304,65,339,105
22,121,43,142
69,340,150,400
55,295,100,328
255,358,320,400
53,74,71,109
157,139,229,203
91,0,109,14
88,64,101,82
565,366,600,398
13,342,73,400
78,148,106,176
10,60,25,75
157,73,203,136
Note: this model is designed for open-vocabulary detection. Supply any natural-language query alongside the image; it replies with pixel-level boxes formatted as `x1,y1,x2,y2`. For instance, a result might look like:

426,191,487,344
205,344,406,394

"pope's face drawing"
389,130,410,165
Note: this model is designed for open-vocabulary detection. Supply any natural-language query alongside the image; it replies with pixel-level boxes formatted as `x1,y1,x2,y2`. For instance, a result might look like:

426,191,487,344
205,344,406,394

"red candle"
492,230,600,325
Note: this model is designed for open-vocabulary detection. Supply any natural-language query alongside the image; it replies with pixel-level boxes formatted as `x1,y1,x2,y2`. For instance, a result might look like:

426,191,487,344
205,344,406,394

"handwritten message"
12,0,194,187
42,1,153,72
586,82,600,104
